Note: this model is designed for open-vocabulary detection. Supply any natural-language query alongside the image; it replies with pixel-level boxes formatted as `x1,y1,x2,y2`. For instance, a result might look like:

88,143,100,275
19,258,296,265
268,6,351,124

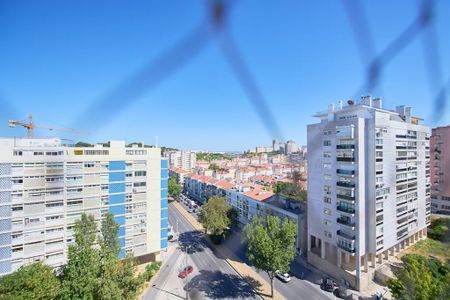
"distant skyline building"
285,140,299,155
167,150,196,172
0,138,168,276
430,125,450,215
307,96,431,291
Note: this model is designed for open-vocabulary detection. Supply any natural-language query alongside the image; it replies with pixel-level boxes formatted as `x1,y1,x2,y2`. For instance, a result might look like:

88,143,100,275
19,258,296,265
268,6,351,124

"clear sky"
1,0,449,151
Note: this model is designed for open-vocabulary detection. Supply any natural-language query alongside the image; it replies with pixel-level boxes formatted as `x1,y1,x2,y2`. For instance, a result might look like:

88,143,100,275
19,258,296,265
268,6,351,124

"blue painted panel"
0,247,11,260
0,260,11,275
119,237,125,247
161,189,168,199
161,208,168,219
161,169,168,178
160,238,168,249
161,159,168,169
118,226,125,237
109,171,125,182
119,248,125,259
109,205,125,216
160,228,168,238
109,161,125,171
109,183,125,193
161,180,168,189
161,199,168,209
160,218,168,229
109,194,124,205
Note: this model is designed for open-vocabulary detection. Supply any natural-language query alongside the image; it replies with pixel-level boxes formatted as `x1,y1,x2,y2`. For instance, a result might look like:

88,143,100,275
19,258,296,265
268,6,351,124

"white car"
275,270,291,282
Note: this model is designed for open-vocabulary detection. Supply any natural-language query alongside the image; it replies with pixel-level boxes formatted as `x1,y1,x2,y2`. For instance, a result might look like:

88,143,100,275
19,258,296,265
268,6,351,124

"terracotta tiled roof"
243,189,274,202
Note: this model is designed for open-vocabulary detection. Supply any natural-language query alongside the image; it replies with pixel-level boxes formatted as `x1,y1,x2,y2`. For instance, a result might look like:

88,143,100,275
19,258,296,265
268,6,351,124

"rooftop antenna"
155,136,159,148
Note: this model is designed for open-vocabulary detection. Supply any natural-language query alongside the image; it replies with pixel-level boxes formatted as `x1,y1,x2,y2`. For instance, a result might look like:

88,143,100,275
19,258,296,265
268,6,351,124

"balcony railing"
337,243,356,253
336,144,355,149
337,206,355,214
336,169,354,175
337,194,355,201
337,230,355,240
336,181,355,188
337,157,355,162
337,217,355,227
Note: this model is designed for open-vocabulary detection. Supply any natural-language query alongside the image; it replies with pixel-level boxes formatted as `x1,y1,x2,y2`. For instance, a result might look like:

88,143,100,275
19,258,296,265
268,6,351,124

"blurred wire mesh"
4,0,449,139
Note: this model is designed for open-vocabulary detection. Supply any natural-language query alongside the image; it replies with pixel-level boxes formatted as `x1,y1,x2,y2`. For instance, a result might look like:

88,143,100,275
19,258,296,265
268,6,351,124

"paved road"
143,202,260,300
177,197,334,300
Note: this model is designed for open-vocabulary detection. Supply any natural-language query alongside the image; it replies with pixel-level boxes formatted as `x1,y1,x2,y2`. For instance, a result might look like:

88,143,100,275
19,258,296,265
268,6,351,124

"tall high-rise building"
0,138,168,276
167,150,196,172
285,140,299,155
307,96,431,291
430,125,450,215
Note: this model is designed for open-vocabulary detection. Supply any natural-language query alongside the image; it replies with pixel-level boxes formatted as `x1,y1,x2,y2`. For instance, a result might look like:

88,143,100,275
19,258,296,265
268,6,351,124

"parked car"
178,265,194,278
320,277,337,292
333,287,347,299
275,270,291,282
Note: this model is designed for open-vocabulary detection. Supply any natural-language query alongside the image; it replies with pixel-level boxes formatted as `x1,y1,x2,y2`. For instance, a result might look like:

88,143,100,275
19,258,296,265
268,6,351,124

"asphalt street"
143,202,261,300
176,198,334,300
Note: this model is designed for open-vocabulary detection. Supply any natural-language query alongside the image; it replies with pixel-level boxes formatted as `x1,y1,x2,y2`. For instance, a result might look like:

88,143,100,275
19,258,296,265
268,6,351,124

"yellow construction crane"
8,114,86,137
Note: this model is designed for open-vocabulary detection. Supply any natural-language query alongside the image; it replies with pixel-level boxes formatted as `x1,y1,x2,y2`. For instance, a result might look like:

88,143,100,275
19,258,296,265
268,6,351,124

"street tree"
97,213,122,300
60,213,100,300
168,174,182,199
198,196,231,239
243,216,297,298
0,262,60,299
388,254,450,300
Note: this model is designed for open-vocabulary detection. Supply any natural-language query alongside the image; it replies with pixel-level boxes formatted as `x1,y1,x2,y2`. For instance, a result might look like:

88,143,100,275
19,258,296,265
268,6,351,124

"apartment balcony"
337,242,356,254
337,206,355,215
336,144,355,149
336,194,355,201
336,181,355,188
336,157,355,162
336,169,354,176
337,217,355,229
337,230,355,241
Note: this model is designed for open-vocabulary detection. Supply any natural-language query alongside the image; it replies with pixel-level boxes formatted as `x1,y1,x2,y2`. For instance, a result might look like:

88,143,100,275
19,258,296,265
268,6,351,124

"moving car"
275,270,291,282
178,265,194,278
320,277,337,292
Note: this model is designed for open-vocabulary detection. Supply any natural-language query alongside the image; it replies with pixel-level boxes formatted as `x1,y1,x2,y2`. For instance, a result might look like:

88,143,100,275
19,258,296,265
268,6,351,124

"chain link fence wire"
3,0,449,138
342,0,447,122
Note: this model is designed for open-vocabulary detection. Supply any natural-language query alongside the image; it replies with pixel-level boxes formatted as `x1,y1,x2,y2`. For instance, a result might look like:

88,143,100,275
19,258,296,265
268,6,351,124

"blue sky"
1,0,449,151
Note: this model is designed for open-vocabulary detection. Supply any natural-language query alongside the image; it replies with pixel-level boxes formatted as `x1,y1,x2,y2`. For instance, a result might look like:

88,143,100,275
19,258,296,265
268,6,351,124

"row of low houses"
169,167,307,255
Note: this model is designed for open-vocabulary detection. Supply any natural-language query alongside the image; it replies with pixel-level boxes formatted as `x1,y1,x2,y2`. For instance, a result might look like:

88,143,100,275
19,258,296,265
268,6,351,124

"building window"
324,231,332,238
324,208,332,215
324,196,332,204
323,151,332,158
323,140,332,147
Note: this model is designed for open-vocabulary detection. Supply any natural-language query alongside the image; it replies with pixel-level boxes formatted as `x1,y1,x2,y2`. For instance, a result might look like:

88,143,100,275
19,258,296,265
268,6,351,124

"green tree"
0,262,60,299
168,174,182,199
388,254,450,300
116,255,145,300
96,213,122,300
243,216,297,298
198,196,231,239
60,214,100,300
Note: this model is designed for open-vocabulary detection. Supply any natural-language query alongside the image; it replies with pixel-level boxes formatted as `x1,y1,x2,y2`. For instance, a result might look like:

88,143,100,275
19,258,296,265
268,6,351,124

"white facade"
307,97,431,290
168,151,196,172
0,138,168,276
285,140,299,155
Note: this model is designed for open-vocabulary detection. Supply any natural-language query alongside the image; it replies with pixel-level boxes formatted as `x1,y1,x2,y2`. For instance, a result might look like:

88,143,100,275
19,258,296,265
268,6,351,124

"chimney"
373,97,383,109
328,103,335,112
338,100,343,110
361,95,372,106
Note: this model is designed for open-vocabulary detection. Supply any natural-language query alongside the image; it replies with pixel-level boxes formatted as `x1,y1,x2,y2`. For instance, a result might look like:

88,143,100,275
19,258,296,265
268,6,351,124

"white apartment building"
307,96,431,290
0,138,168,276
167,150,196,172
227,186,307,255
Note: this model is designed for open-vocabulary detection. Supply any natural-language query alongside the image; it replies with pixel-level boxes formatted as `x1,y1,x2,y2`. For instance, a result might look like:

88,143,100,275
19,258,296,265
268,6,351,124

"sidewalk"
172,201,285,300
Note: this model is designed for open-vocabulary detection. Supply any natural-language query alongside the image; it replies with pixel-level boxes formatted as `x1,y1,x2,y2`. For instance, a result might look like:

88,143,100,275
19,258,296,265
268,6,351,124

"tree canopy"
273,182,307,201
198,196,233,240
243,216,297,298
0,262,60,300
168,174,182,198
388,254,450,300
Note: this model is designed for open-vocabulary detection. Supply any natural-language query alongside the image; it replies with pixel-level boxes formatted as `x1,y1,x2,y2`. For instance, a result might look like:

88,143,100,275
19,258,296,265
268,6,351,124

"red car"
178,265,194,278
